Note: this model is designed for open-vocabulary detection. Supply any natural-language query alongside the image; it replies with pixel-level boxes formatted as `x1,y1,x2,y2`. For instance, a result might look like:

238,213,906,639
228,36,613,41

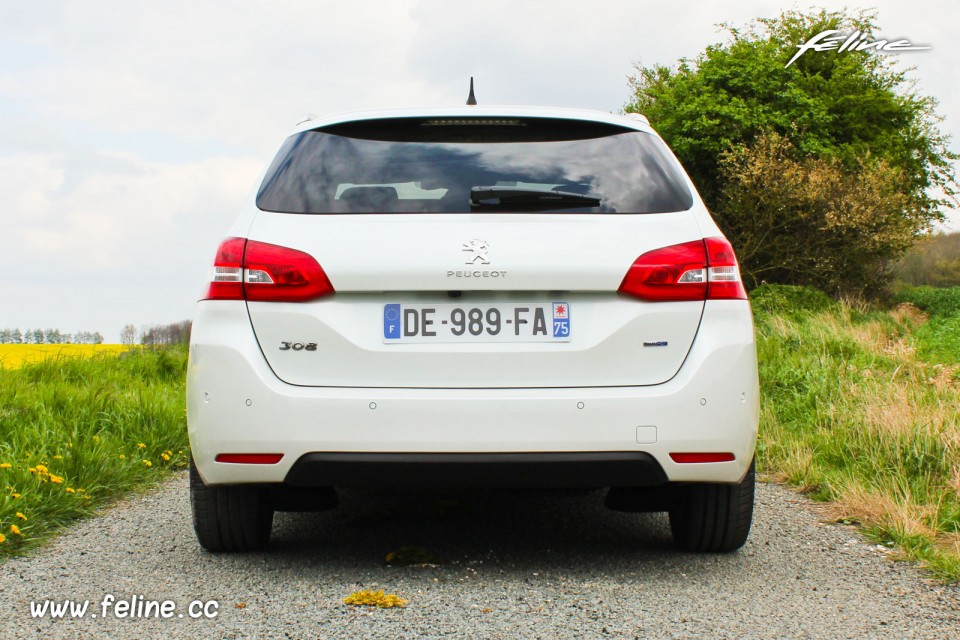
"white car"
187,104,759,553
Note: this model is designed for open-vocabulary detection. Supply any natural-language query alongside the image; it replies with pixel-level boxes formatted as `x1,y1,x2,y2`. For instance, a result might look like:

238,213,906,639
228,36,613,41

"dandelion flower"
161,453,171,462
11,493,20,499
0,463,11,469
0,534,6,543
143,460,152,467
49,475,64,484
15,512,26,521
66,487,76,494
119,454,126,460
137,443,146,449
9,525,21,536
27,467,36,474
77,488,86,493
35,465,48,474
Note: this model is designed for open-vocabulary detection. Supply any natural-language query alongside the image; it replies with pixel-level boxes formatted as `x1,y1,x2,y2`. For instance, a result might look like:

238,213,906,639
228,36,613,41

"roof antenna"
466,77,477,106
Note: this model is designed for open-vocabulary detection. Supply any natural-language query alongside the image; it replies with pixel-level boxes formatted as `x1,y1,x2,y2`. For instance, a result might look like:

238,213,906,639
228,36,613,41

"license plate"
383,302,571,343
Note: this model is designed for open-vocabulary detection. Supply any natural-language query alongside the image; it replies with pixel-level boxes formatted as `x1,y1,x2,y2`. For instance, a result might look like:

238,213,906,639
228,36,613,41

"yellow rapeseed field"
0,344,132,369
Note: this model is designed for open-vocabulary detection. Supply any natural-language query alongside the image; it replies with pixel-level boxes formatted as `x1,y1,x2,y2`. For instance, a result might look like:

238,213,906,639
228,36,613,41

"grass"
0,344,133,369
753,284,960,581
0,347,188,557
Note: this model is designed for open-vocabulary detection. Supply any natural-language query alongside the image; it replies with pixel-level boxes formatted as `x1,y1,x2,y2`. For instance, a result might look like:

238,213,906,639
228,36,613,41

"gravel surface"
2,473,958,639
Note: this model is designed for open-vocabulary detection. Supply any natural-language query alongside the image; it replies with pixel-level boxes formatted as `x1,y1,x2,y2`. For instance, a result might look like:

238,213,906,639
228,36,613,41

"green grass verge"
0,348,188,557
754,285,960,581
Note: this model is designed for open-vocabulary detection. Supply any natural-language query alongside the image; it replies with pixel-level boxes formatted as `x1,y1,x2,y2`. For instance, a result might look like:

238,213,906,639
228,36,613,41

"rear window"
255,118,693,214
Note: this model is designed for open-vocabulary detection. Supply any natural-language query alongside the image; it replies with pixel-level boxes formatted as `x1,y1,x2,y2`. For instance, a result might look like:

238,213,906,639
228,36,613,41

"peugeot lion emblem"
462,239,491,265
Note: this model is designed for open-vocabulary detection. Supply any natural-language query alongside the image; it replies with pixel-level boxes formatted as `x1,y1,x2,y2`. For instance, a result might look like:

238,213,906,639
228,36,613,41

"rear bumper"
284,451,668,489
187,300,759,487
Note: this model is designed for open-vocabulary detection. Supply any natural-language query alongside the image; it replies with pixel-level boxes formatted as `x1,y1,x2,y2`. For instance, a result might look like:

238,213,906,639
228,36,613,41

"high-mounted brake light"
618,237,747,302
203,237,334,302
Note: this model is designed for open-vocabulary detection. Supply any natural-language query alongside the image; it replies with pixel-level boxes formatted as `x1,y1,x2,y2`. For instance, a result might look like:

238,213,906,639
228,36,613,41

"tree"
625,8,958,294
120,324,138,346
140,320,191,348
895,231,960,287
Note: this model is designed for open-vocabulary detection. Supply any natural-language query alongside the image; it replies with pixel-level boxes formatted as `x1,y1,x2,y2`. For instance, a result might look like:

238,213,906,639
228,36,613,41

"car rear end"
187,106,759,552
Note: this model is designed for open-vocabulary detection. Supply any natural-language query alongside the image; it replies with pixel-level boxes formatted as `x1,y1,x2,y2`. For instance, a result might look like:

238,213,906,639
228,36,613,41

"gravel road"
2,473,958,639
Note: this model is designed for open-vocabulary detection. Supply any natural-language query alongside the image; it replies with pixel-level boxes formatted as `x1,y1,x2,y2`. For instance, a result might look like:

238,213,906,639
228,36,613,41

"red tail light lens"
203,237,334,302
703,237,748,300
618,237,746,302
205,237,246,301
618,240,708,301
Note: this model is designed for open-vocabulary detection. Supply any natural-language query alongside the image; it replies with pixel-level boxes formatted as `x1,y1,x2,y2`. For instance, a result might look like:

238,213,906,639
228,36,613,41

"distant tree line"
895,231,960,288
134,320,192,348
0,328,104,344
0,320,192,346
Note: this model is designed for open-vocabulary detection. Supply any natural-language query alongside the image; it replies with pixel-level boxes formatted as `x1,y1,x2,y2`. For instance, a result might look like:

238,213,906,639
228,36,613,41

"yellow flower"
165,450,173,456
77,488,86,493
343,589,409,608
143,460,152,467
137,443,146,449
49,475,64,484
27,467,36,474
15,512,26,521
9,525,21,536
119,454,126,460
52,455,63,460
92,435,100,443
0,533,6,543
161,453,171,462
66,487,76,494
0,463,11,469
35,464,48,474
11,493,20,499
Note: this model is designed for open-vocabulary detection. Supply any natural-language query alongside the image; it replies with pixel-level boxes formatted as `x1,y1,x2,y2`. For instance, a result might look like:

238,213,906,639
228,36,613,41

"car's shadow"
262,488,694,574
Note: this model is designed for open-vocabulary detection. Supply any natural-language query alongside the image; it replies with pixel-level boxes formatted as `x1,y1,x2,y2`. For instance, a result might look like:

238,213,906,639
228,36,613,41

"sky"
2,1,958,342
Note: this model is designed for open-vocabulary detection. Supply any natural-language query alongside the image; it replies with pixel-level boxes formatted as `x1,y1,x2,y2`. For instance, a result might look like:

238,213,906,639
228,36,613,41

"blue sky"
2,0,958,341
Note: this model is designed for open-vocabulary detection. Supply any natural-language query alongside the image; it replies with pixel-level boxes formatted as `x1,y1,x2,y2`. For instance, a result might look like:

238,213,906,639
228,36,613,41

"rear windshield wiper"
470,186,601,208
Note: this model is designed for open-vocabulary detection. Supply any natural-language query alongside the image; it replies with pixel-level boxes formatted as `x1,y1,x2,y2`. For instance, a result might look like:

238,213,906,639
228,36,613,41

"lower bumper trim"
284,451,668,489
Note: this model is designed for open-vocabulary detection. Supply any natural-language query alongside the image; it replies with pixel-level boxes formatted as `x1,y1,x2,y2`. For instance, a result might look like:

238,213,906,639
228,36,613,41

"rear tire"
668,459,755,552
190,458,274,552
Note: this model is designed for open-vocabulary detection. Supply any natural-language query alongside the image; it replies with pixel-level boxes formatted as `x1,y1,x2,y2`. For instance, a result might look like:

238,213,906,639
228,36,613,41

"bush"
626,8,958,296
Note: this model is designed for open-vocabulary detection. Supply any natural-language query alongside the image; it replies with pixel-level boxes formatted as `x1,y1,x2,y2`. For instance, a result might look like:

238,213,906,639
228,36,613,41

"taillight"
703,237,747,300
203,237,334,302
618,237,746,302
